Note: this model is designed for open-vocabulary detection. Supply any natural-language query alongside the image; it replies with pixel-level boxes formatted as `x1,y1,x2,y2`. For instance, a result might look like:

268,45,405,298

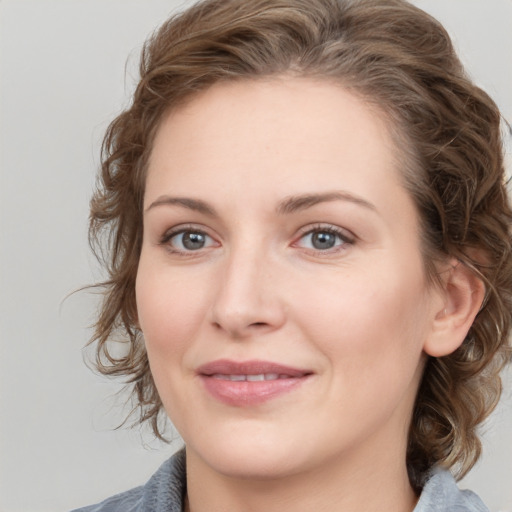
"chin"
187,433,312,481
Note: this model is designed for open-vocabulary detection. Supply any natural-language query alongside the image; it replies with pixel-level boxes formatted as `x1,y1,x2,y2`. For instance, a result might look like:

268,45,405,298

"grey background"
0,1,511,511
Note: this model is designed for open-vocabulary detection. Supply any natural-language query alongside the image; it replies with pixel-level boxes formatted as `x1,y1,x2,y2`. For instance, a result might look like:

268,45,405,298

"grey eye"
169,230,215,251
310,231,337,250
297,228,349,251
182,232,207,250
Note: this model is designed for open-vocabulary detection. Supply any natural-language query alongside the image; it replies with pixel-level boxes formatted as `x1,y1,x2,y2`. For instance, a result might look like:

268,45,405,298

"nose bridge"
211,237,284,337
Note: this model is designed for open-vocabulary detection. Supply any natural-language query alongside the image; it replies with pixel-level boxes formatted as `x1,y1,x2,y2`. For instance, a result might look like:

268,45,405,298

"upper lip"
197,359,312,377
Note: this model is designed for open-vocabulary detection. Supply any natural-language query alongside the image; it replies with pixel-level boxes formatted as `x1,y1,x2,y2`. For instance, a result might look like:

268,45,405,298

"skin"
135,78,479,512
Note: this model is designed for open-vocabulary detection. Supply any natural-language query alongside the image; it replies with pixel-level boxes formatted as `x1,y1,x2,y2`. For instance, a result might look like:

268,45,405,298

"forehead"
146,77,403,209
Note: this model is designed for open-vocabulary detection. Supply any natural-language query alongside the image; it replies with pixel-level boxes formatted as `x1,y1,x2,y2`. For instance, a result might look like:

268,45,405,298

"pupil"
312,232,335,250
183,232,205,250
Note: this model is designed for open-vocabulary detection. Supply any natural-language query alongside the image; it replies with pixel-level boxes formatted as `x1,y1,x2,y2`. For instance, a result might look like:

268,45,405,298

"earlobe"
424,259,486,357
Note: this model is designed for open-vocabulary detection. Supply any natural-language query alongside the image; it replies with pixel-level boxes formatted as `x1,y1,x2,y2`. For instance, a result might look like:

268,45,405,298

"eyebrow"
276,191,377,215
145,190,377,216
145,196,218,216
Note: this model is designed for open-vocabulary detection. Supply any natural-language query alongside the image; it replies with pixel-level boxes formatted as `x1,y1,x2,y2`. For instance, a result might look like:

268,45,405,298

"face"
136,78,442,480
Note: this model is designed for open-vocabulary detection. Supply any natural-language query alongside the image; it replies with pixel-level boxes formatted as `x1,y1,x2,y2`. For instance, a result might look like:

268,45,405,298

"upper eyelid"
295,223,355,240
159,226,219,255
157,222,356,247
161,223,214,240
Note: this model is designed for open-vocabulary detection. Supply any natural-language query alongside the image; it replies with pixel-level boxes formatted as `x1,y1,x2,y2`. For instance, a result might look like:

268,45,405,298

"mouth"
197,359,313,407
210,373,294,381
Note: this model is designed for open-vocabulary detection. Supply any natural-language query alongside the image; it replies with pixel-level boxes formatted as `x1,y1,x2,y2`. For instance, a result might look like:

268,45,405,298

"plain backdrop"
0,1,511,511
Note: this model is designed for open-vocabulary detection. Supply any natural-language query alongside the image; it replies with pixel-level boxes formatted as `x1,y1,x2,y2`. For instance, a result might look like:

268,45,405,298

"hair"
88,0,512,491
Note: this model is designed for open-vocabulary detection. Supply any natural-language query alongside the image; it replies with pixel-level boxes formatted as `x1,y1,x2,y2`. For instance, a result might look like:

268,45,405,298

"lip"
197,359,313,407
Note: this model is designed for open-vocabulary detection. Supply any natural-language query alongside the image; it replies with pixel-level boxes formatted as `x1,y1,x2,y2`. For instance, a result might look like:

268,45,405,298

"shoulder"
414,467,489,512
70,449,186,512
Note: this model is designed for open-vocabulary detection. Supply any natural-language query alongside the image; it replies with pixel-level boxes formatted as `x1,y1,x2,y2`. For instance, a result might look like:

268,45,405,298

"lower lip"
200,375,308,406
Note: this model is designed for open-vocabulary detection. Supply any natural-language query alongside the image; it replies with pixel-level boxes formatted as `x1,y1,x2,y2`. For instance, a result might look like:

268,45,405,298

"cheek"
135,259,211,359
134,260,214,422
291,262,430,372
303,274,429,428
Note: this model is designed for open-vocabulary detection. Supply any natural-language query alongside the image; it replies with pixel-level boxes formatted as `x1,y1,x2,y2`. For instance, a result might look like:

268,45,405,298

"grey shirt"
72,450,488,512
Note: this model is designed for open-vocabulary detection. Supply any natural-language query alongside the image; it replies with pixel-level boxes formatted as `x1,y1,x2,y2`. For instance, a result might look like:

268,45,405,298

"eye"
295,226,353,252
162,228,217,252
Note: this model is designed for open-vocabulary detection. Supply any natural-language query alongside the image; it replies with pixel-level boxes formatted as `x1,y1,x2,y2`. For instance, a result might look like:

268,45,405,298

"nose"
209,245,286,339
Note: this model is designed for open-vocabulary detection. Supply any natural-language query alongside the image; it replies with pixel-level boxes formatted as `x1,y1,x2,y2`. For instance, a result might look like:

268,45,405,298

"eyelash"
159,224,217,256
159,223,355,256
293,224,355,254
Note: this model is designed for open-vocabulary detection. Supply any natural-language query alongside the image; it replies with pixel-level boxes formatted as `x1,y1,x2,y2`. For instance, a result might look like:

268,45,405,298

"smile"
212,373,293,381
197,360,312,406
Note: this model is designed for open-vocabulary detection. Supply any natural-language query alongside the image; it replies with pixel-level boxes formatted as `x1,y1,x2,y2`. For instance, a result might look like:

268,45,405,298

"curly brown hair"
88,0,512,491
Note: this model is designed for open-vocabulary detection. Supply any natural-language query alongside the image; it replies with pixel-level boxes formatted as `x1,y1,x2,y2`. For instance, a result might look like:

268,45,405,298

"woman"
74,0,512,510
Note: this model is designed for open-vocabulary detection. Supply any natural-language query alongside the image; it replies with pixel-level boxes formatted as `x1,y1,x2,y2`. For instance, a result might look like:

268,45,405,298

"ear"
423,259,486,357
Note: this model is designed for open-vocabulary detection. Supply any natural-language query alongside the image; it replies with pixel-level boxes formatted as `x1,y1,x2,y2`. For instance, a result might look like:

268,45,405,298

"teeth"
229,374,246,381
247,374,265,381
212,373,284,381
